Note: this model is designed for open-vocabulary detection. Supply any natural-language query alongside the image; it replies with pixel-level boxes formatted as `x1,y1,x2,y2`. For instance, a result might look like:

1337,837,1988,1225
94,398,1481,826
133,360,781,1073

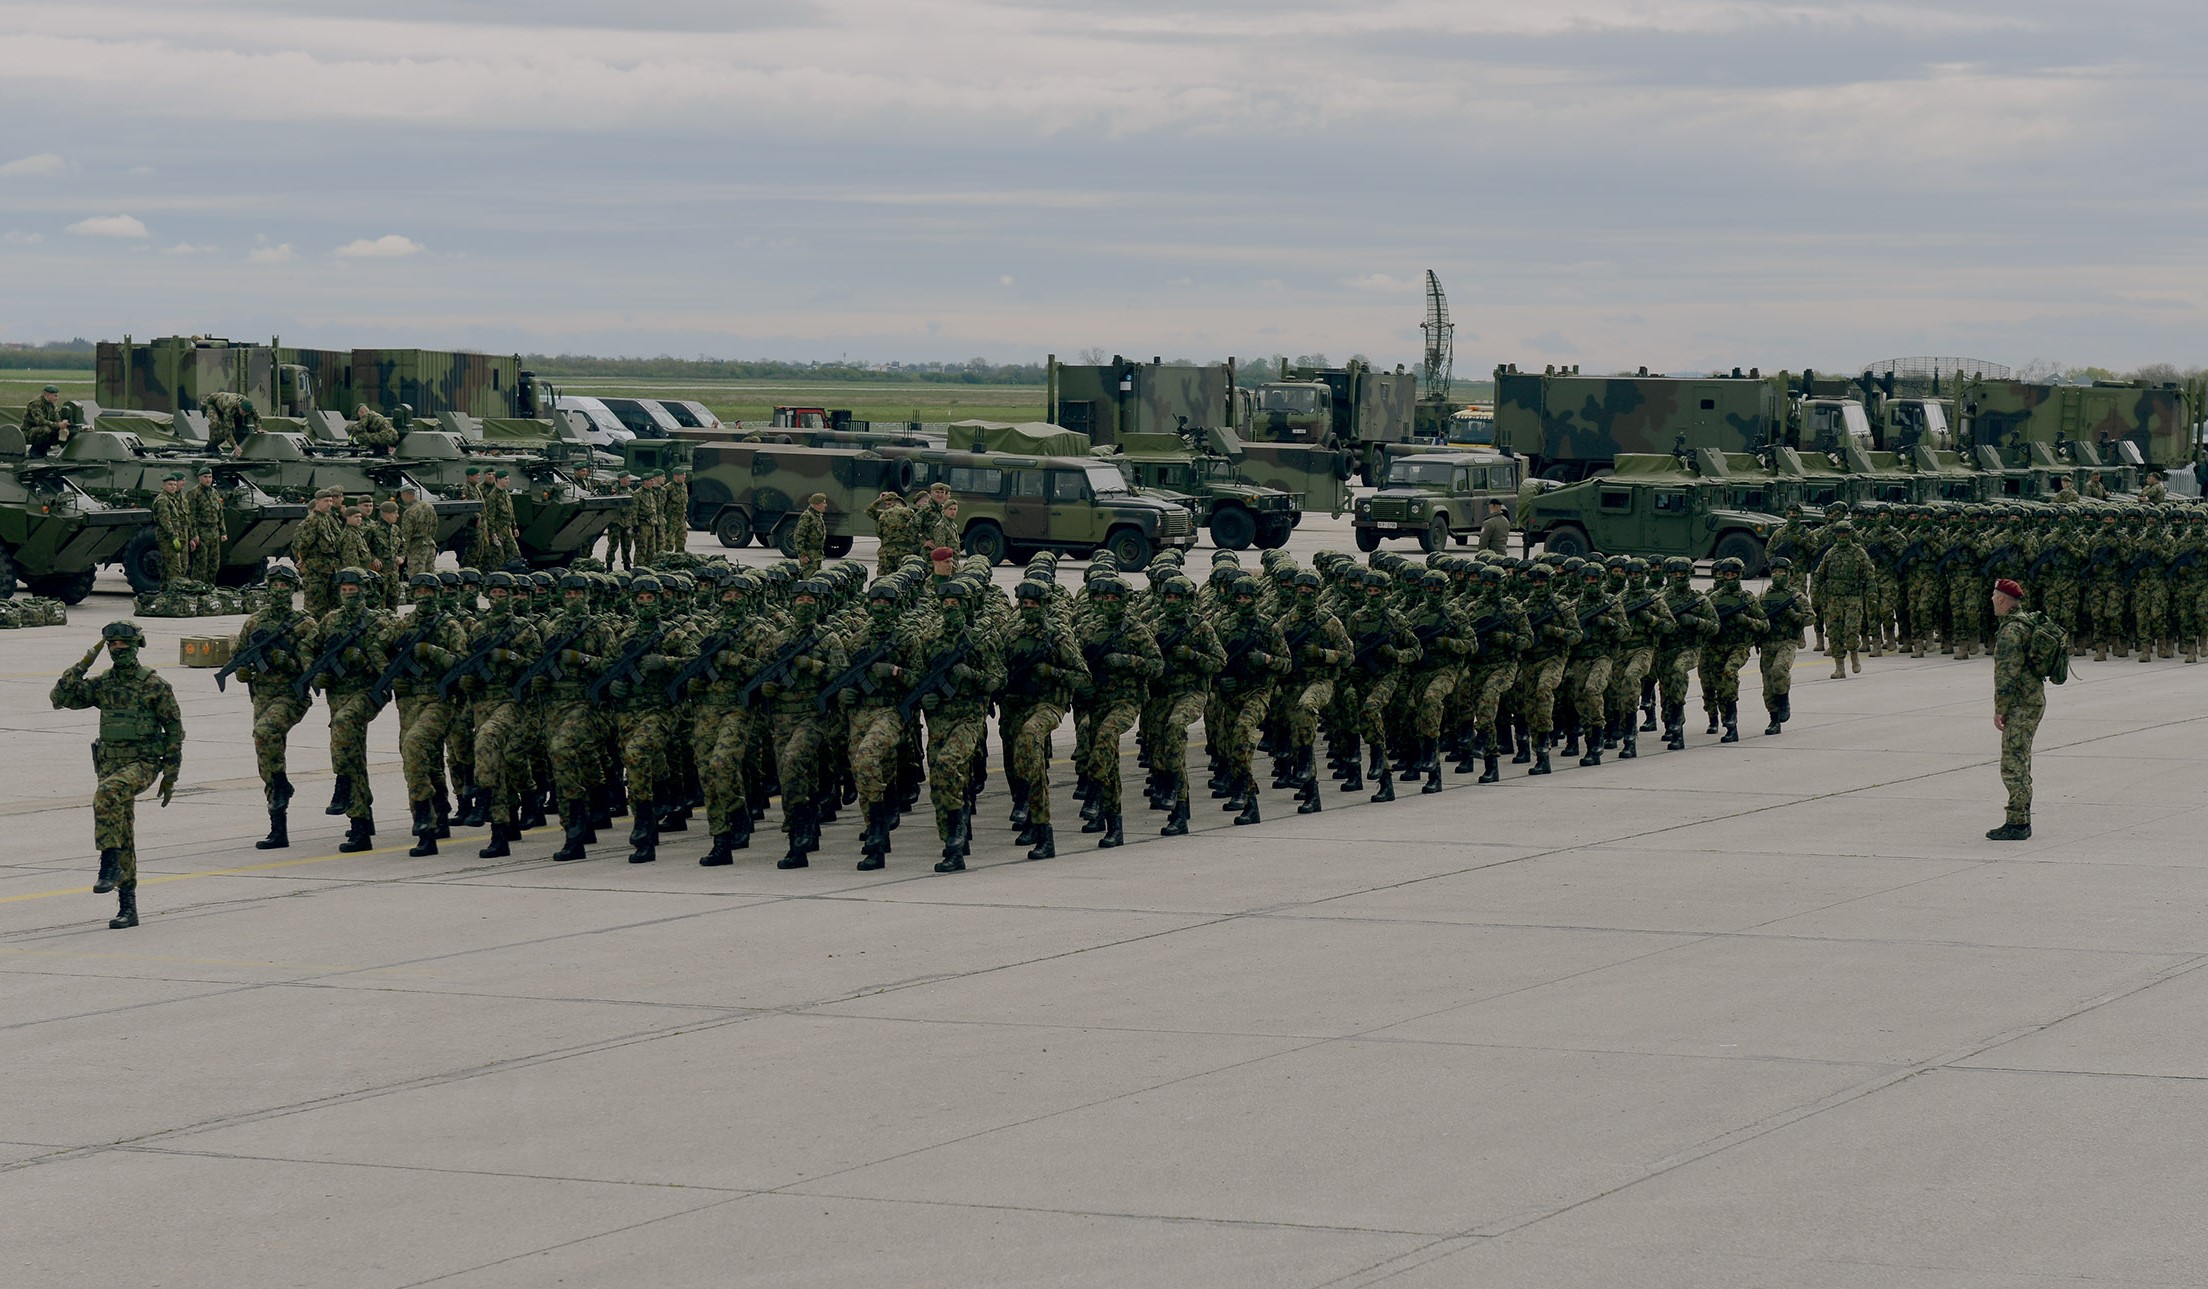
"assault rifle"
510,619,593,700
586,626,669,703
437,622,525,700
898,631,980,718
1349,628,1399,676
1977,541,2017,576
662,629,736,703
215,623,288,692
367,609,448,706
295,613,378,699
1895,537,1928,571
817,636,902,712
737,628,822,707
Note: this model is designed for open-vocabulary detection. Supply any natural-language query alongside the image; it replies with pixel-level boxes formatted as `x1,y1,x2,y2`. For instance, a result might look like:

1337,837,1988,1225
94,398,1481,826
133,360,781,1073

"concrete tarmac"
4,520,2206,1287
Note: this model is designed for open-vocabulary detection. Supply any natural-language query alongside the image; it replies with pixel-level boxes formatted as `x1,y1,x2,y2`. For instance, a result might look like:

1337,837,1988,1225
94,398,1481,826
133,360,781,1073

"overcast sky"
2,0,2201,374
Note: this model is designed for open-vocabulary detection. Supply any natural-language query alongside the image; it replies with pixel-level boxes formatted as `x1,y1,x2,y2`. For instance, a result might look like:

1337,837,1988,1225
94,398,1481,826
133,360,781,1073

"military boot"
777,806,812,869
432,792,452,839
1233,788,1262,825
1369,766,1396,803
1578,725,1603,768
1478,734,1501,783
456,785,488,828
519,790,548,832
1778,693,1792,724
1009,794,1031,830
1340,740,1365,792
936,812,969,871
1602,719,1619,751
1161,785,1190,835
607,781,629,817
1985,819,2032,841
1027,822,1058,860
588,786,613,832
1562,727,1580,758
856,806,889,871
1764,706,1783,737
478,821,511,859
729,804,752,851
108,884,138,931
1421,740,1446,793
94,848,120,894
1640,696,1658,732
271,772,296,811
1530,745,1551,775
1082,795,1110,831
1511,726,1532,765
657,800,689,834
325,775,352,816
798,804,825,856
1850,650,1862,675
338,814,375,853
1704,707,1721,734
555,804,592,862
1720,701,1741,744
1098,810,1125,848
626,814,657,864
408,803,439,857
1297,775,1324,813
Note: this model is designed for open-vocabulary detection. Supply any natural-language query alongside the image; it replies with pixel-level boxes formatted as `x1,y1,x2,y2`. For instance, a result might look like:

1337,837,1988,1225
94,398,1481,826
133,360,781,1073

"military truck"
0,429,152,602
98,335,561,422
1494,364,1786,484
1522,451,1783,573
1958,376,2204,475
1257,359,1418,486
686,441,910,555
875,446,1199,568
1351,451,1521,553
1089,428,1299,550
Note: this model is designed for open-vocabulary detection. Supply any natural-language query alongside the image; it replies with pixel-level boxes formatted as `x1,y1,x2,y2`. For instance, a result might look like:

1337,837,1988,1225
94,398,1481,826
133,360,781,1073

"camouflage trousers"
2040,577,2082,645
446,700,477,789
876,543,918,576
617,708,674,811
2089,583,2128,650
396,694,454,806
544,697,603,805
1823,594,1867,660
1215,686,1271,789
1605,646,1654,731
1948,584,1986,651
1006,699,1067,825
1143,692,1205,804
1279,679,1333,757
846,703,904,811
1512,655,1567,737
1698,643,1753,707
1459,661,1517,740
1907,572,1945,649
1406,667,1460,740
405,541,439,580
326,689,381,820
1875,572,1902,642
926,706,987,836
162,540,190,583
300,565,336,619
2132,577,2169,653
90,751,161,884
192,537,221,585
1355,674,1402,744
2000,699,2044,825
1654,647,1698,720
1562,656,1612,734
248,686,311,797
1759,641,1797,714
604,527,632,570
1080,698,1143,813
471,698,526,825
769,707,831,831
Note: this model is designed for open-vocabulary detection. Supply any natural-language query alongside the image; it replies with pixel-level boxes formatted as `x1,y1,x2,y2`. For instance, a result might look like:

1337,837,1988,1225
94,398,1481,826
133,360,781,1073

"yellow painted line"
0,838,450,905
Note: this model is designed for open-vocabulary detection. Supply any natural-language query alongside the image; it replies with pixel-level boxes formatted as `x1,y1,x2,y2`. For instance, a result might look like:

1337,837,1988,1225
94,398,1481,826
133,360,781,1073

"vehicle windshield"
1448,415,1494,445
1386,460,1456,486
1918,402,1948,436
1084,464,1133,497
1840,402,1874,445
1258,386,1323,414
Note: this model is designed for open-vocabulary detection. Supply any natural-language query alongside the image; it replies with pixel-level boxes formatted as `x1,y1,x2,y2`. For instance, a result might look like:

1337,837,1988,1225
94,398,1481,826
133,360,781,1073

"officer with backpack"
1989,576,2065,841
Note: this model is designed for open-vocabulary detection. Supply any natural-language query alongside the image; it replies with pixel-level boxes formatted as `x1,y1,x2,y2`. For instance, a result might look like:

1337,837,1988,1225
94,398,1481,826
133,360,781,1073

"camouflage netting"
134,579,258,618
0,597,68,628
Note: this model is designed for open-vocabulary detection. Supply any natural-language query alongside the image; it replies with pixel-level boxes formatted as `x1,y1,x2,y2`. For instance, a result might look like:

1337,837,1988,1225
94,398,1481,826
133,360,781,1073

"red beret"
1994,579,2024,601
930,546,956,562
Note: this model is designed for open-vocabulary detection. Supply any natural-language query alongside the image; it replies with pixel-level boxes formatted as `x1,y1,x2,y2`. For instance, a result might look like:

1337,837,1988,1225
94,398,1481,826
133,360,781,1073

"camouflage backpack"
18,596,67,626
2011,610,2069,685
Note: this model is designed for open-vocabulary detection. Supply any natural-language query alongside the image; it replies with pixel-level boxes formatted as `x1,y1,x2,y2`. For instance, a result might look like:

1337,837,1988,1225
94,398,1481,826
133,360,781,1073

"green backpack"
2012,610,2069,685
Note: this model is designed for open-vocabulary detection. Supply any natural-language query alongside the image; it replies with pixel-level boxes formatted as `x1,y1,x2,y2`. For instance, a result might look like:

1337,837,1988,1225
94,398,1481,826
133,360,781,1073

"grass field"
1,371,95,415
546,377,1049,428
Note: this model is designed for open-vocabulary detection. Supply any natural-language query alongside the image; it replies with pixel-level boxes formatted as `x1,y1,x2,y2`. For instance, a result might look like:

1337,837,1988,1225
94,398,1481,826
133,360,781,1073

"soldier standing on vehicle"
350,403,400,455
293,486,345,615
1990,578,2046,840
793,492,829,574
199,390,258,452
22,383,72,455
151,473,194,584
230,565,318,850
51,622,184,930
188,466,225,584
1478,498,1511,554
1757,558,1812,736
311,568,396,853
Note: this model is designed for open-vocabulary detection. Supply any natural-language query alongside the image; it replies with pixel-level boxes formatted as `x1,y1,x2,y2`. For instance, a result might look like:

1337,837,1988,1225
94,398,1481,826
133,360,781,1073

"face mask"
792,599,818,623
107,644,140,669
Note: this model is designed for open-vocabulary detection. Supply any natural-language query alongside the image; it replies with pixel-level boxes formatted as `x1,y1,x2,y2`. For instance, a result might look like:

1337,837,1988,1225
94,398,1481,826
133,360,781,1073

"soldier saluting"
50,622,184,930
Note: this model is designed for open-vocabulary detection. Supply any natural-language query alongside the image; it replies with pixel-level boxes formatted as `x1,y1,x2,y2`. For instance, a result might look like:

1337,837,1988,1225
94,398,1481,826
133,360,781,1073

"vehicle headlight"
1406,499,1425,514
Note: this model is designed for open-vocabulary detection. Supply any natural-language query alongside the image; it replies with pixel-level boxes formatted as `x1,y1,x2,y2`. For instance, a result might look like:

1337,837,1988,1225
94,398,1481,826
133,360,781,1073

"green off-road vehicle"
1521,452,1782,572
1352,450,1521,552
1089,428,1299,551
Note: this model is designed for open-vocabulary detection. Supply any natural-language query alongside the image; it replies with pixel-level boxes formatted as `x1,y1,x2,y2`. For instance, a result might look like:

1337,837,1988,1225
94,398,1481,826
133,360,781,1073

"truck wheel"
1713,531,1766,575
27,569,97,604
823,535,854,559
714,509,752,548
1544,525,1590,559
121,526,166,594
1208,506,1256,551
0,544,18,598
1254,515,1294,549
771,515,800,557
1104,527,1154,570
963,522,1010,566
1419,515,1450,553
1354,526,1382,553
1333,452,1355,482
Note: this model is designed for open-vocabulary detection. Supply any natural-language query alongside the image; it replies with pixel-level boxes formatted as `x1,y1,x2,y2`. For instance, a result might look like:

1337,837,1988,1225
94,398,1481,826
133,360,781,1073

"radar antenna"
1420,270,1454,404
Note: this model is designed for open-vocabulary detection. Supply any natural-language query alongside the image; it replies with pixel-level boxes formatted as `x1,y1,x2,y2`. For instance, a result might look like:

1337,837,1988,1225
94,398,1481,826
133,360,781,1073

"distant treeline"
0,339,95,371
525,354,1050,385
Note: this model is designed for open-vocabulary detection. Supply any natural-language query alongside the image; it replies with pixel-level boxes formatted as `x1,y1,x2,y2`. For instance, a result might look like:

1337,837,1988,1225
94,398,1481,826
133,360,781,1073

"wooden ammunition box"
180,636,233,668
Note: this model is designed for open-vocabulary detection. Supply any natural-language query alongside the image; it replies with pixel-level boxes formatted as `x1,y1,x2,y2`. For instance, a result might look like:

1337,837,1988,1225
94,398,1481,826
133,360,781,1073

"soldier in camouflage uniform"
1274,569,1351,813
370,499,405,607
388,573,469,856
1697,557,1768,744
666,468,691,549
759,579,848,868
1076,574,1165,844
1653,556,1714,751
1602,556,1673,761
1989,578,2043,840
309,568,396,853
51,622,183,930
532,572,616,862
998,578,1085,858
398,482,440,580
868,490,922,574
188,466,225,584
1140,574,1226,831
441,571,486,825
603,472,636,569
914,582,1006,871
350,404,400,455
792,492,829,574
822,578,921,869
1817,520,1875,678
21,383,72,455
1560,561,1625,768
485,470,523,568
632,472,666,564
1757,558,1813,736
230,565,318,850
1461,563,1532,781
1401,568,1475,791
199,390,258,452
1512,564,1581,774
460,571,543,857
1210,576,1287,821
151,473,194,584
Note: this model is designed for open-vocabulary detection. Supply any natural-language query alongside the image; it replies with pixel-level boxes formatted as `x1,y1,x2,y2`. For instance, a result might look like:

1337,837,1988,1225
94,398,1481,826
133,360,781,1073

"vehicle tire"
1452,532,1470,546
771,515,800,557
963,521,1010,566
1544,524,1590,559
1104,527,1153,570
1333,452,1355,482
1208,506,1257,551
1713,531,1767,576
1354,526,1382,553
714,509,752,548
215,558,267,589
120,526,165,594
27,568,97,604
1254,515,1294,549
0,544,18,598
1358,461,1377,487
823,535,854,559
1419,515,1450,553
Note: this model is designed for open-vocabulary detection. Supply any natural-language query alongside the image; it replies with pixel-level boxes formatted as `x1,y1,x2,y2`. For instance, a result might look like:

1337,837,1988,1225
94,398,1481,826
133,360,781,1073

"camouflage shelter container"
1495,365,1786,484
1959,377,2204,474
688,442,914,554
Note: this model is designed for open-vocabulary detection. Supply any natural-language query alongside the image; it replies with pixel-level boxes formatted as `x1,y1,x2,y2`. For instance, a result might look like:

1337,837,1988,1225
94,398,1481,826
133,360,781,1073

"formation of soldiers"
592,467,689,570
150,468,229,584
1768,497,2208,670
211,536,1826,878
288,485,445,613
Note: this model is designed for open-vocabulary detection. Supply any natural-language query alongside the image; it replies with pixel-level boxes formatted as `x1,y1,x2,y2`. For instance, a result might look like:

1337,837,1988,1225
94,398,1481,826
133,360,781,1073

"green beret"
464,466,481,476
42,384,60,394
165,471,185,482
495,468,511,479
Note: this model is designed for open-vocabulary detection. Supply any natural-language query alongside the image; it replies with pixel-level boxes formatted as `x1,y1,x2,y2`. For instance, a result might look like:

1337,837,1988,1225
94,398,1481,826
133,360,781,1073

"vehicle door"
1049,468,1096,542
1005,468,1050,544
1650,486,1693,555
1594,482,1638,550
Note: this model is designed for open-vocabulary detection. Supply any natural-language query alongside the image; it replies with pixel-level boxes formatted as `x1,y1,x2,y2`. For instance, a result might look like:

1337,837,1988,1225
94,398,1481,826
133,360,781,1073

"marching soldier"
1075,574,1164,845
915,581,1006,872
1698,557,1768,744
758,579,848,868
229,565,318,849
459,571,544,857
1210,576,1285,822
1758,558,1813,736
308,568,396,853
388,573,470,856
50,622,184,931
1001,577,1089,857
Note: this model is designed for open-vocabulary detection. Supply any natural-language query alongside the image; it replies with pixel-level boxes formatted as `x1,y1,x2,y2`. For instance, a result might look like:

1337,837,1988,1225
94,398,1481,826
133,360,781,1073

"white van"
597,397,683,440
653,399,724,433
553,396,634,448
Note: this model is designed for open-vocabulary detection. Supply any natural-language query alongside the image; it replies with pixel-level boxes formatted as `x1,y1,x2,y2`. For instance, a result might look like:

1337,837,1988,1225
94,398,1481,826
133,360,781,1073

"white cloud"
333,233,425,258
161,242,217,255
1343,273,1413,293
2,230,43,245
0,151,67,177
247,241,297,263
66,213,149,238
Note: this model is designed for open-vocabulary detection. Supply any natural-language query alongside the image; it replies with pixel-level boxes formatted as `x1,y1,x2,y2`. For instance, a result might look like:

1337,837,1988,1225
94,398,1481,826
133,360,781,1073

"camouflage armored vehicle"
0,430,151,602
45,430,310,591
1089,428,1299,551
1523,451,1783,573
1959,376,2204,475
375,431,618,566
1351,451,1521,553
1494,364,1787,483
875,446,1199,568
687,441,913,555
98,335,561,421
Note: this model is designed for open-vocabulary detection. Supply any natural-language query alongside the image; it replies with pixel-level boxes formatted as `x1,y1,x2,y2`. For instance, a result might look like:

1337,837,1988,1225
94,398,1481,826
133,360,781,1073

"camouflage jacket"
1817,539,1875,596
1706,585,1769,648
1993,613,2044,714
294,510,344,567
792,509,827,566
352,411,399,452
1659,582,1717,650
22,395,65,441
1614,577,1678,650
1000,611,1088,708
1150,605,1230,694
400,499,440,555
1077,608,1166,703
312,602,397,694
1279,605,1354,681
1758,584,1811,646
232,603,322,689
152,491,193,553
189,484,225,538
52,654,185,770
1211,609,1287,694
